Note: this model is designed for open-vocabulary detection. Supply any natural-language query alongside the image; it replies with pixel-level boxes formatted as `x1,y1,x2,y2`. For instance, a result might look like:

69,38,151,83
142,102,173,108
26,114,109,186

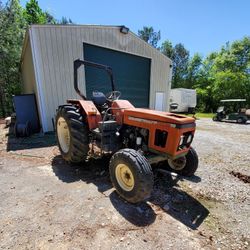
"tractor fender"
111,100,135,124
67,99,101,129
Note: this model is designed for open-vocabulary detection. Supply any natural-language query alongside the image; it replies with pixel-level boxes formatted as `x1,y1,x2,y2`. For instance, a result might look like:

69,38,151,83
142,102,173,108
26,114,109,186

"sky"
17,0,250,57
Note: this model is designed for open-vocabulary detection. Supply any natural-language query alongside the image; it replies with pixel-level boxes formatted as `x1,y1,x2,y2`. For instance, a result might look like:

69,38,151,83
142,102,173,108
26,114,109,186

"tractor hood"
124,108,195,127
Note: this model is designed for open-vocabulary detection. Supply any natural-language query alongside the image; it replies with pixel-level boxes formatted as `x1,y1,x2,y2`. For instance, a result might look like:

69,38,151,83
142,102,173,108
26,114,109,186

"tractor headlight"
186,134,193,144
178,133,193,151
179,135,184,145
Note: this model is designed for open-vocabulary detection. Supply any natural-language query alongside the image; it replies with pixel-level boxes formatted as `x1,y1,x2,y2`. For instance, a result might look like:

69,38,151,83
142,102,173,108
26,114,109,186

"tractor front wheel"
109,149,154,203
165,147,198,177
56,105,89,163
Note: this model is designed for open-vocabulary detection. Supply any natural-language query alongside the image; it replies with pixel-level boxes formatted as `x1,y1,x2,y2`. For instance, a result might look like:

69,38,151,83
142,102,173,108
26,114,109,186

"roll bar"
74,59,116,100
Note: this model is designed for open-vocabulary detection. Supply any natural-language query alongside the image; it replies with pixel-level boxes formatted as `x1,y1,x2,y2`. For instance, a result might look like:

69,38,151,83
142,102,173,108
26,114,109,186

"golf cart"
213,99,250,124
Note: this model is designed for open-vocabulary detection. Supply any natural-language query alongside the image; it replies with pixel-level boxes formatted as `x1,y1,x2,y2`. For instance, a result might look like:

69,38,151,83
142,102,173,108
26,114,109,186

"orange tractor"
56,59,198,203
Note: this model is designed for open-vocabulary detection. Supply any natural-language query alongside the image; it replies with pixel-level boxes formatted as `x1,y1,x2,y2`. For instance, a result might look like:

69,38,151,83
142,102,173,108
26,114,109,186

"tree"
193,52,217,112
194,37,250,112
161,40,174,59
24,0,46,24
138,26,161,48
24,1,74,25
211,37,250,106
0,0,26,116
171,43,189,88
185,53,203,89
0,0,75,117
161,41,190,88
59,16,73,25
231,37,250,73
44,10,57,24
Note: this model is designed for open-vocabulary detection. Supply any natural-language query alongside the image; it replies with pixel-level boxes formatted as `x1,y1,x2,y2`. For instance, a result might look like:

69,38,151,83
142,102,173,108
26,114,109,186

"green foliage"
0,0,74,117
171,43,190,88
24,1,74,25
161,42,190,88
205,37,250,111
59,16,73,25
24,0,46,24
161,40,174,58
0,0,26,116
186,53,202,87
138,26,161,48
160,36,250,112
44,10,57,24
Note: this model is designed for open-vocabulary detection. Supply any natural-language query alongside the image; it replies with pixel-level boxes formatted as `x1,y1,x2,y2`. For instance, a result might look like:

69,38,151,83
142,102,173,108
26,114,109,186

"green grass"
187,113,214,118
194,113,214,118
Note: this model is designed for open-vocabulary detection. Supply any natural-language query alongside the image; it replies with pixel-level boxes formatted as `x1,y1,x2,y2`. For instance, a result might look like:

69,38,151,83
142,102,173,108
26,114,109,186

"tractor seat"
92,91,107,106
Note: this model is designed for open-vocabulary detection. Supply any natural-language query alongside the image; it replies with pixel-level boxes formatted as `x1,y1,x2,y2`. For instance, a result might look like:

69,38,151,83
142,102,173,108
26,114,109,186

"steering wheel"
105,91,121,101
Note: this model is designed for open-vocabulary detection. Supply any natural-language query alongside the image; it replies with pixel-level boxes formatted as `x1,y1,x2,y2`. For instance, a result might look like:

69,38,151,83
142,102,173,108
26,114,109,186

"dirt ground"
0,118,249,250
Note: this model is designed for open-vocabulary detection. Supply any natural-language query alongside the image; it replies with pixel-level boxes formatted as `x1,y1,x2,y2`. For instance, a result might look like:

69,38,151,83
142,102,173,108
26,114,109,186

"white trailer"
169,88,197,113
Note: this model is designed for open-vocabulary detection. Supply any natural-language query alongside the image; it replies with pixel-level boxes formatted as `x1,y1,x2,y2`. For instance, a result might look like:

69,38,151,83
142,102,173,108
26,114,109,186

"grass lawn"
186,113,214,118
194,113,214,118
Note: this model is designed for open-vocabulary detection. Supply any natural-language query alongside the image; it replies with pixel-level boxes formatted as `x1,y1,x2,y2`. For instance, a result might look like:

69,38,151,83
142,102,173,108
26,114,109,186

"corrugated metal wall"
20,38,44,126
23,25,172,132
21,39,36,94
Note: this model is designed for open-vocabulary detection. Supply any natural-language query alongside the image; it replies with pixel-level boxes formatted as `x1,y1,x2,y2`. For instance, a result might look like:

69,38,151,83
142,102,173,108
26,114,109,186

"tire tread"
56,104,89,163
109,148,154,203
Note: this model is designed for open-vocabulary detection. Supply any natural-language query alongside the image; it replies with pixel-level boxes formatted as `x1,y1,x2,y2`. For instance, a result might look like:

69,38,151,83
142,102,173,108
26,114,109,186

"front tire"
109,149,154,203
165,147,198,176
56,105,89,163
237,117,246,124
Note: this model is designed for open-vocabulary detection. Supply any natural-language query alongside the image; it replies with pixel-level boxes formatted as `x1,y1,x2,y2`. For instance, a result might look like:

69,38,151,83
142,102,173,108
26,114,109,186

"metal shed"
21,25,172,132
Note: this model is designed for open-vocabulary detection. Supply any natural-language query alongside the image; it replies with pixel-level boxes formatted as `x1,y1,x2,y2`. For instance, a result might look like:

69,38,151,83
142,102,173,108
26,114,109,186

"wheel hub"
168,157,186,170
115,163,135,191
57,117,70,153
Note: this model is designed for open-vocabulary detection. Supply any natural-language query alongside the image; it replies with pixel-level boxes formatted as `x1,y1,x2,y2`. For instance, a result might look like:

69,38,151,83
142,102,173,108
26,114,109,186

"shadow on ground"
6,125,56,151
151,170,209,229
51,155,155,226
51,155,209,229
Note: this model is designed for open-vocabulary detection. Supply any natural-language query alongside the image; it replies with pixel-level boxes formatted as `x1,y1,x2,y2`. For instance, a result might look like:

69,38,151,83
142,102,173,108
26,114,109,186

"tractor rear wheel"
56,105,89,163
165,147,198,177
109,149,154,203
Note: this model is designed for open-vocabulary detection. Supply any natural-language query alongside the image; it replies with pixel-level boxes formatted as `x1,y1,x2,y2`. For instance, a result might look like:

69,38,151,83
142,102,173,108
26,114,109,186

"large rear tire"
56,105,89,163
165,147,199,177
109,149,154,203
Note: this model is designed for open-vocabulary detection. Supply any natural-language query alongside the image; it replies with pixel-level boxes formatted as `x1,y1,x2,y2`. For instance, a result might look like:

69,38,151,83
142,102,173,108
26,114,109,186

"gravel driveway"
0,118,249,250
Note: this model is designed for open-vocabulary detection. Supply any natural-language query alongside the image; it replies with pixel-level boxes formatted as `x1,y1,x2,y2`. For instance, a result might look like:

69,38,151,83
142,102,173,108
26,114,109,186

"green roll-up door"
83,43,151,108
